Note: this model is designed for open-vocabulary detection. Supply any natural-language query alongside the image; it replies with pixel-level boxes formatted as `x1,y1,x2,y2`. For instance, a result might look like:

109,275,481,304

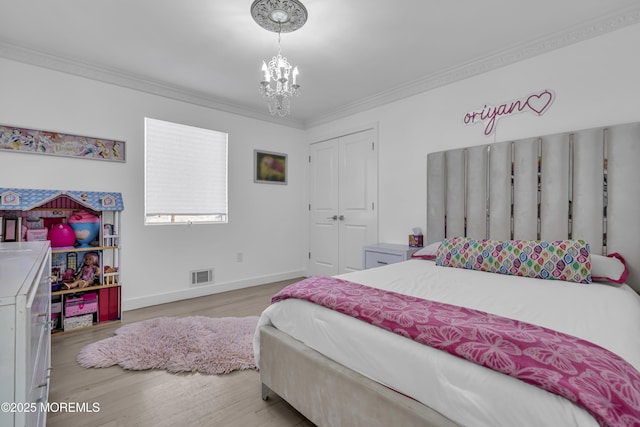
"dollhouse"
0,188,124,333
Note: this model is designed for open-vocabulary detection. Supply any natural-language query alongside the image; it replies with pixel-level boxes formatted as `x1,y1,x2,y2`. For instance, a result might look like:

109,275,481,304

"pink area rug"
77,316,258,375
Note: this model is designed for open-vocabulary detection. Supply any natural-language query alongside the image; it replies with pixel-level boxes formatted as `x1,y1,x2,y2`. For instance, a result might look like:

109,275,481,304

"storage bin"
98,287,120,322
50,312,60,330
51,302,62,314
65,292,98,317
63,313,93,331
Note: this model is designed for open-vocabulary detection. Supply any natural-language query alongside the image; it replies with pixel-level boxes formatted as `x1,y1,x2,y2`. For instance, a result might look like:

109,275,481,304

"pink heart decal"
526,91,553,115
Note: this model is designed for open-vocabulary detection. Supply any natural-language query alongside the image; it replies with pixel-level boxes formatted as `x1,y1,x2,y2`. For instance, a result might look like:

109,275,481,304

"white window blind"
144,118,228,224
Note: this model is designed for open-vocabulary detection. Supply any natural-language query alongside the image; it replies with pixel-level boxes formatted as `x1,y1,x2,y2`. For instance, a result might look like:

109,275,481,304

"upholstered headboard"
427,122,640,292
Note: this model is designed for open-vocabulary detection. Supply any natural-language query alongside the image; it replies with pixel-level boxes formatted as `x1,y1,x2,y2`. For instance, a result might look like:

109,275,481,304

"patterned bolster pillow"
435,237,592,284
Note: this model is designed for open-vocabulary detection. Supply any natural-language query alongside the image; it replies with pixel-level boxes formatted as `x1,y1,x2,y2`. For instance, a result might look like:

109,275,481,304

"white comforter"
254,260,640,426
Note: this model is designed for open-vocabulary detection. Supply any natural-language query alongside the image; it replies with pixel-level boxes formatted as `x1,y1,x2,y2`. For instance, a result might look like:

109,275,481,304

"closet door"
309,129,378,276
309,139,340,276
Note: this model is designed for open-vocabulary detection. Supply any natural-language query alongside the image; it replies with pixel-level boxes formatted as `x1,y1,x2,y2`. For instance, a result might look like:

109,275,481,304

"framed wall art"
254,150,287,184
0,124,126,162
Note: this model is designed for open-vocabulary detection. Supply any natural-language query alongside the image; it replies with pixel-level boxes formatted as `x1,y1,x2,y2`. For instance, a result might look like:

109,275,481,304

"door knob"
327,215,338,220
338,215,344,221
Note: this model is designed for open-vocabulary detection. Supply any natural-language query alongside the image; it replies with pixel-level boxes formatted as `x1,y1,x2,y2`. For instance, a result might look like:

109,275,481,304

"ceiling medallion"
251,0,308,33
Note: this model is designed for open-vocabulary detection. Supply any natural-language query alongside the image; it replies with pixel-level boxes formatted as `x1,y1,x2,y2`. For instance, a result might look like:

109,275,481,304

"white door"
309,129,378,276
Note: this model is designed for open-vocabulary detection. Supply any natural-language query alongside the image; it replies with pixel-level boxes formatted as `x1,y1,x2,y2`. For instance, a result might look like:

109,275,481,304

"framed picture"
0,123,125,162
254,150,287,185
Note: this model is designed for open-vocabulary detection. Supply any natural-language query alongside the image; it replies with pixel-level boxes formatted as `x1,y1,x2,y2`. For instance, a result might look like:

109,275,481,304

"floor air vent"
190,268,214,286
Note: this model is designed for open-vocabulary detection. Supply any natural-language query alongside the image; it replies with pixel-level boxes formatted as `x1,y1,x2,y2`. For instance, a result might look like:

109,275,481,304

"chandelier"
251,0,308,117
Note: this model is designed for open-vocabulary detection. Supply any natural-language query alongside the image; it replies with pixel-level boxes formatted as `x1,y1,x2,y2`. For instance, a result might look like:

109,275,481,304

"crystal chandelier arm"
261,62,269,82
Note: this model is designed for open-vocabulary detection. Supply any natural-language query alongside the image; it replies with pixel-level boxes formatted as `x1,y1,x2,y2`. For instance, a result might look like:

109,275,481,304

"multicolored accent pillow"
435,237,592,284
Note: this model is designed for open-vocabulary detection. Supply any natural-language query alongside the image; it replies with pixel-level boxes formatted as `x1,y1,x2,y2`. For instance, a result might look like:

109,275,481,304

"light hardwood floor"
48,279,316,427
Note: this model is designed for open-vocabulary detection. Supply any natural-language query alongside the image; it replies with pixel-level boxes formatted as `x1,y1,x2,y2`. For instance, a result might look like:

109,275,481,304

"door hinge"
308,252,311,259
372,202,375,210
309,203,311,211
309,155,311,163
372,142,374,151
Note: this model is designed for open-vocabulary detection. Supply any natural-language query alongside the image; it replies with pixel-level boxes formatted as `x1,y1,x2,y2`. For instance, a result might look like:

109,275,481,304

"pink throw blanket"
272,276,640,427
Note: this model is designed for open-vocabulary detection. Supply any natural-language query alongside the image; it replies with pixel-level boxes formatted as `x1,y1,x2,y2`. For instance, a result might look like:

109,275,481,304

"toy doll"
63,252,99,289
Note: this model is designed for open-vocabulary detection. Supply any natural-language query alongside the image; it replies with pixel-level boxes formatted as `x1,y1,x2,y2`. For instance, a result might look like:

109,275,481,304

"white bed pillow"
591,253,629,285
411,241,441,259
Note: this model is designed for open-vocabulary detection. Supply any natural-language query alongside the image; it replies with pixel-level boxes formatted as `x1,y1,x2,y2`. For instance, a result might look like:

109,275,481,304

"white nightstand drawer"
365,251,402,269
363,243,418,269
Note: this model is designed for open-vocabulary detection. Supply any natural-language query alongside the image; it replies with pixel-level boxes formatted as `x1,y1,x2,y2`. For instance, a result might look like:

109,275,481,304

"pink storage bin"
65,292,98,317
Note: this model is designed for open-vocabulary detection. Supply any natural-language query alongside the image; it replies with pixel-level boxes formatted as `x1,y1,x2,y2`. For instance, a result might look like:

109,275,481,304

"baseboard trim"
122,270,306,311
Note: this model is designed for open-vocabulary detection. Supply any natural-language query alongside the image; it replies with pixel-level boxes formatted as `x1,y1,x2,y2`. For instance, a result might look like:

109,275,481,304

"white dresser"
0,241,52,427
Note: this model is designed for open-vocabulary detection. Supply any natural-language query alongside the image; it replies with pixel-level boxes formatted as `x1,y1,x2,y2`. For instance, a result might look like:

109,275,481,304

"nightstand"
363,243,419,269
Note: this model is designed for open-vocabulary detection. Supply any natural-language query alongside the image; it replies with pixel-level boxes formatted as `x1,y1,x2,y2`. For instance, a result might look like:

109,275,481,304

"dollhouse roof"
0,188,124,211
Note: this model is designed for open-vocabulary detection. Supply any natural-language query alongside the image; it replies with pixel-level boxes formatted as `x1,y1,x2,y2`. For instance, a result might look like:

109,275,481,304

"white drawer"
365,251,403,269
28,354,49,427
29,263,50,388
29,321,50,393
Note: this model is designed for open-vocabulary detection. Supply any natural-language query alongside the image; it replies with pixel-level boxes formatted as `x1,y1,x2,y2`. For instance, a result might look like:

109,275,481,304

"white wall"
307,24,640,246
2,23,639,310
0,59,308,310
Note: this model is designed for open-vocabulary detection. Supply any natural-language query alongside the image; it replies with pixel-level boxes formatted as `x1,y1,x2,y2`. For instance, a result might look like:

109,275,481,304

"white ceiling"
1,1,640,129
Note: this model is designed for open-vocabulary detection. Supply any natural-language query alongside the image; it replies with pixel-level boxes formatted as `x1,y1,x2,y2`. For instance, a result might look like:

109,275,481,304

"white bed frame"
260,121,640,426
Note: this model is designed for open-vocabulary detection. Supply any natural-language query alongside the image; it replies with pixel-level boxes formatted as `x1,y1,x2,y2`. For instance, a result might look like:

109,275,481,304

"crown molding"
304,5,640,129
0,42,305,130
1,5,639,131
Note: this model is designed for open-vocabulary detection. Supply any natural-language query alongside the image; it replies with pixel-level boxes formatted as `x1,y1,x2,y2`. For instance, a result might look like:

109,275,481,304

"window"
144,118,228,224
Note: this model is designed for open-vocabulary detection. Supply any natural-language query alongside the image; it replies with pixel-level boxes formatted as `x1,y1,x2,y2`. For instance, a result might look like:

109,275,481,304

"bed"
254,121,640,427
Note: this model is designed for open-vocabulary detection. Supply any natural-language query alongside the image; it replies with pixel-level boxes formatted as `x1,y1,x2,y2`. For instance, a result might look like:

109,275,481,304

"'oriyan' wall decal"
463,89,555,136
